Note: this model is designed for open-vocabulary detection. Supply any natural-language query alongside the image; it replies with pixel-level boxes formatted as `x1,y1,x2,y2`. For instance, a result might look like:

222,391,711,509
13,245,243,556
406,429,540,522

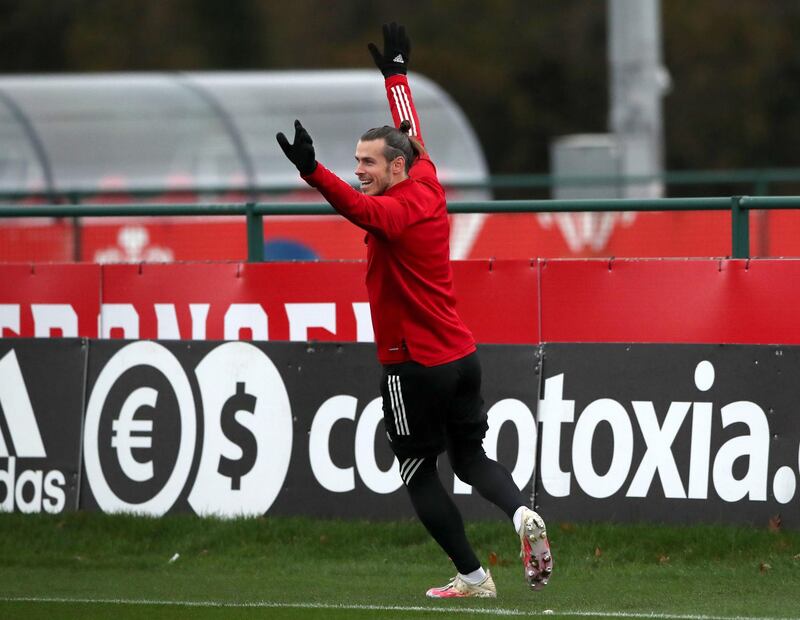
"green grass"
0,513,798,619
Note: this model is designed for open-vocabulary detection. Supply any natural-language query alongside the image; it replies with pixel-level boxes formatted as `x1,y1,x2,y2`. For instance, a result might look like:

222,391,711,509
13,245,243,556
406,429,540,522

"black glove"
367,22,411,78
276,119,317,176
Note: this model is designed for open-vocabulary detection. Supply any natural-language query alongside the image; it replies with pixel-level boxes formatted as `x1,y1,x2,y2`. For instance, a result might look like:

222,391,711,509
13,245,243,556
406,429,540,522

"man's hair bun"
398,120,412,134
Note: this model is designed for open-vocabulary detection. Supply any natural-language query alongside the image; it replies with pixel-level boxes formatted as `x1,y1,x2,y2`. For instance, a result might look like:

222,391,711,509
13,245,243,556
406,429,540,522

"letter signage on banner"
0,260,537,343
97,261,538,344
536,344,800,527
10,259,800,346
0,339,85,513
15,335,800,526
80,341,539,519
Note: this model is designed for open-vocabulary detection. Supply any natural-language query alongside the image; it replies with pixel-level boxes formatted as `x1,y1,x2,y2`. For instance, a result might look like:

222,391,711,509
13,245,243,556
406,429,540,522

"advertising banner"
80,340,539,519
7,337,800,527
98,262,371,342
0,263,101,338
536,344,800,527
0,338,86,513
540,258,800,344
98,260,538,344
8,258,800,346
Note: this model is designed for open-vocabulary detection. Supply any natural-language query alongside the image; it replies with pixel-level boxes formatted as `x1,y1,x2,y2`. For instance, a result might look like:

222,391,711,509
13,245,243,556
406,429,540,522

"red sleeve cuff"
301,162,324,184
385,74,408,88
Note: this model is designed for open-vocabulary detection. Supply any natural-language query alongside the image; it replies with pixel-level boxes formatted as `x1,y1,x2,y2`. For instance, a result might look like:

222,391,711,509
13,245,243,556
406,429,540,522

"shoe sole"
521,511,553,591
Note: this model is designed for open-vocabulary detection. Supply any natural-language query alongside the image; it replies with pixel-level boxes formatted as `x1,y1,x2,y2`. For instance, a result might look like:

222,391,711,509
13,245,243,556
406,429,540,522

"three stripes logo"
400,457,424,485
386,375,410,436
0,349,67,513
389,84,418,137
0,351,46,459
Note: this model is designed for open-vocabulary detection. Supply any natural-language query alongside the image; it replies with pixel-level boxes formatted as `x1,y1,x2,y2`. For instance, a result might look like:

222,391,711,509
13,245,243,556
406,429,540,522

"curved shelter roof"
0,70,488,196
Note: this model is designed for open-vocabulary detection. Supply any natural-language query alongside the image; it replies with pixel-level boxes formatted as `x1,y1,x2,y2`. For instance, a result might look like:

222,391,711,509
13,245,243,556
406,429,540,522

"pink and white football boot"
425,571,496,598
519,508,553,591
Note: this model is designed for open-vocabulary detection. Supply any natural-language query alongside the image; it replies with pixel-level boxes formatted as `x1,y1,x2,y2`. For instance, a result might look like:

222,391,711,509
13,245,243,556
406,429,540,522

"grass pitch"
0,512,798,619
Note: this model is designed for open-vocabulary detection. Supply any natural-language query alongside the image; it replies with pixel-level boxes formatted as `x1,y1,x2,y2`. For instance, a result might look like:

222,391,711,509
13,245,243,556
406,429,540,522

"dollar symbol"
217,382,258,490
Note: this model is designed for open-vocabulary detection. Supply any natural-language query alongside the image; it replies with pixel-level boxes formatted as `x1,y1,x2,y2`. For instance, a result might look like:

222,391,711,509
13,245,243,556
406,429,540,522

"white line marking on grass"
0,596,795,620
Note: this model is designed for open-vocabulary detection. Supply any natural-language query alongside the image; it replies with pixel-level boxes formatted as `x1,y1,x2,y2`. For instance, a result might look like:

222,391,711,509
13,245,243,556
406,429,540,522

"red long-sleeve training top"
302,74,475,367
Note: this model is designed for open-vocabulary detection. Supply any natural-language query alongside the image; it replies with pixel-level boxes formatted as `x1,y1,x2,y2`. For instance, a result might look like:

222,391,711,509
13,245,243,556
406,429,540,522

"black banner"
536,344,800,527
0,338,86,513
14,337,796,526
80,340,539,519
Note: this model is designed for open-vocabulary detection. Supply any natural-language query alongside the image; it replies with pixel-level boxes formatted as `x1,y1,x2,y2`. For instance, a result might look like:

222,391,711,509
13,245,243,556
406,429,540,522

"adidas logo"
0,351,46,458
0,349,67,512
393,54,405,63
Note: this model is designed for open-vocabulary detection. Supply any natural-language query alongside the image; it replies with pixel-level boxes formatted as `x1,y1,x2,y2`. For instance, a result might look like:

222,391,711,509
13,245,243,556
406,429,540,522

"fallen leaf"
594,547,603,558
768,515,782,532
759,562,772,574
658,555,670,565
488,551,498,566
559,522,576,533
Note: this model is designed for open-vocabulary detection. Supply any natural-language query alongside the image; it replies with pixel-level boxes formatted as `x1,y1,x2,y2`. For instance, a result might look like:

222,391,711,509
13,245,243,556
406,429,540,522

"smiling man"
354,125,412,195
276,23,553,599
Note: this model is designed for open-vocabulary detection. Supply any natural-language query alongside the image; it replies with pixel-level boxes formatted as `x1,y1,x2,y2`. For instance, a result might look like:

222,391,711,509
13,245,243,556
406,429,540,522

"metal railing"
2,195,800,260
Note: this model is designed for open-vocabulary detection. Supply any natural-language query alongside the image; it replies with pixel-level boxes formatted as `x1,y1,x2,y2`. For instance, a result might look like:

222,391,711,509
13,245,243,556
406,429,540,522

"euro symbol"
111,386,156,482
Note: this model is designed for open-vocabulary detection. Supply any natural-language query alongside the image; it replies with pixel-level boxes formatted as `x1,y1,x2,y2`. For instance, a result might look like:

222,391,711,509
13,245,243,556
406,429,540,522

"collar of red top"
385,176,413,195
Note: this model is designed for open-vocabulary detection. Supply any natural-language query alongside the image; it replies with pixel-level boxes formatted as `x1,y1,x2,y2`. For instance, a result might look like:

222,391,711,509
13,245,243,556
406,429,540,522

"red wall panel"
0,263,100,337
100,262,370,341
98,260,539,344
452,260,539,344
5,258,800,346
540,258,800,344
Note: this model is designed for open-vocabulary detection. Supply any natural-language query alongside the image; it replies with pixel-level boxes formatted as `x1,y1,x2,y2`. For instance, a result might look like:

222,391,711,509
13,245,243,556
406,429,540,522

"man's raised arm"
368,22,424,146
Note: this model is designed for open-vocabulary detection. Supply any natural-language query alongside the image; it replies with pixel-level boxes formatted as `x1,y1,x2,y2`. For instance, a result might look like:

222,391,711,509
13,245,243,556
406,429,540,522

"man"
277,23,552,598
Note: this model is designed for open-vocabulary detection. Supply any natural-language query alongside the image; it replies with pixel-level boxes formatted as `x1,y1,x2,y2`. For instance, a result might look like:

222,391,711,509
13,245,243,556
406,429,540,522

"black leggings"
405,439,527,574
